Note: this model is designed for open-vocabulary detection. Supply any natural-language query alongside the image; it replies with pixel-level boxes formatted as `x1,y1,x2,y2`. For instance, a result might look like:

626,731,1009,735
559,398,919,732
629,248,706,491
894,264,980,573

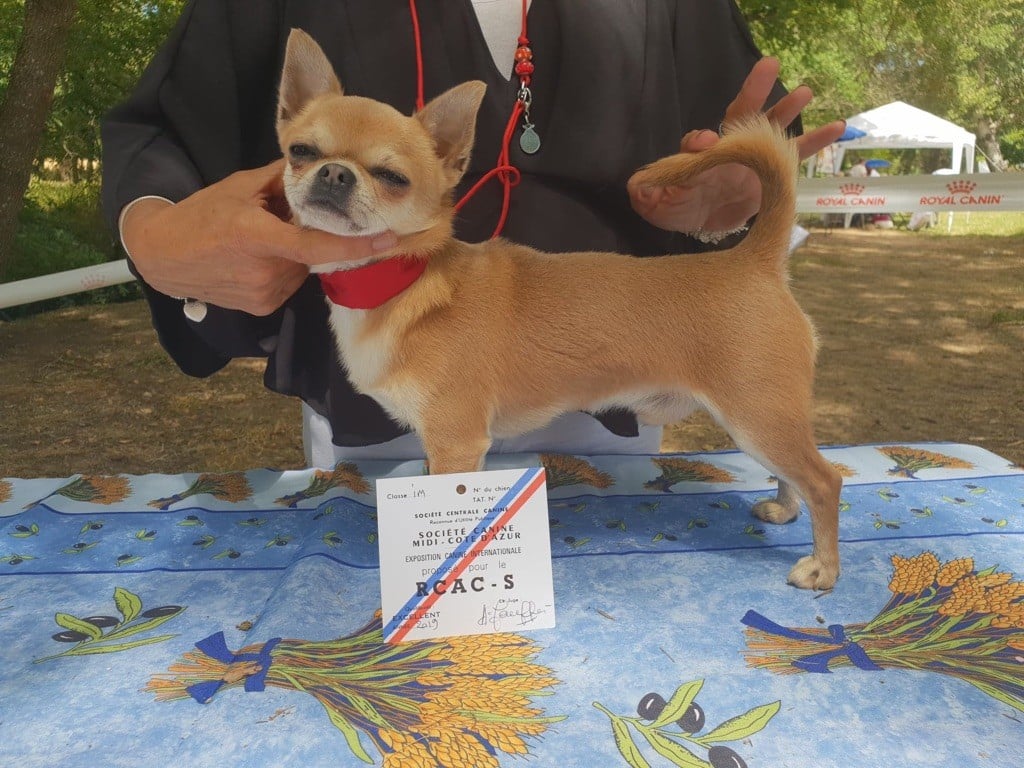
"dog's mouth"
300,196,366,234
306,191,350,215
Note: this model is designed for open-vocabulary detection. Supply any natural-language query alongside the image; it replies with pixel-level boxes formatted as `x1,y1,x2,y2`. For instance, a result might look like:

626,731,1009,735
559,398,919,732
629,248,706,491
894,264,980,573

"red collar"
318,256,427,309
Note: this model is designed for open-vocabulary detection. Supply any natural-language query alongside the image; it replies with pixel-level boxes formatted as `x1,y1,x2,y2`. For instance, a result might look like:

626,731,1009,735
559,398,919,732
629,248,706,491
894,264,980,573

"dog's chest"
326,306,422,427
326,307,391,389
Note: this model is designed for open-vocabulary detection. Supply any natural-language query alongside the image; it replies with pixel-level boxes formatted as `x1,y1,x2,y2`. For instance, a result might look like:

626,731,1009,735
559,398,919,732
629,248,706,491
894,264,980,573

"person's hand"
120,159,398,316
627,57,846,235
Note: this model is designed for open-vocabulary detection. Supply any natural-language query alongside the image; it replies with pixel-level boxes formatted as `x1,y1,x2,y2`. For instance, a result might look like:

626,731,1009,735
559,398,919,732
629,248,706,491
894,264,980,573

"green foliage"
10,180,115,281
0,1,180,312
1000,128,1024,167
23,179,112,253
741,0,865,124
0,2,21,95
740,0,1024,169
0,0,186,174
47,0,186,170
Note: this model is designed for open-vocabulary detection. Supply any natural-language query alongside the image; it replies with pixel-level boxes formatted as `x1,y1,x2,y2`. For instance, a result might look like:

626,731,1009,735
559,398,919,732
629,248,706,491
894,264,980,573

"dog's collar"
318,256,427,309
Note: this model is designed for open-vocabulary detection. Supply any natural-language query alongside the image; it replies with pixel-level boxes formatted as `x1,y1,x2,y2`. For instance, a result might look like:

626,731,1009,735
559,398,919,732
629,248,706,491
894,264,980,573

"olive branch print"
595,679,779,767
35,587,184,663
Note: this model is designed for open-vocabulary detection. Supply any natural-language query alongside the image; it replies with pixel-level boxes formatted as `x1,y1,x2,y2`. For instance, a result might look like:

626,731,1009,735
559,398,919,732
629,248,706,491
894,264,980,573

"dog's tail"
633,114,798,269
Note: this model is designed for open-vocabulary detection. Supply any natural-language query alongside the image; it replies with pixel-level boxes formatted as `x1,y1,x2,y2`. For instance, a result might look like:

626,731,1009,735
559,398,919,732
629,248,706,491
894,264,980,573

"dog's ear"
414,81,487,187
277,29,343,132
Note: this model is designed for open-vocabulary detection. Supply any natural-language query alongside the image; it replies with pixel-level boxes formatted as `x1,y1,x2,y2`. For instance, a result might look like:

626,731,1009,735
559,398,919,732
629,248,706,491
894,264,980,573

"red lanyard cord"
455,100,523,239
408,0,534,238
408,0,426,112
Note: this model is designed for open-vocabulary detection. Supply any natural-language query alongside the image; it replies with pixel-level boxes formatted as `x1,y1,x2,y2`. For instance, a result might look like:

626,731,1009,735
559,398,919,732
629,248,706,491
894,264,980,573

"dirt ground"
1,228,1021,479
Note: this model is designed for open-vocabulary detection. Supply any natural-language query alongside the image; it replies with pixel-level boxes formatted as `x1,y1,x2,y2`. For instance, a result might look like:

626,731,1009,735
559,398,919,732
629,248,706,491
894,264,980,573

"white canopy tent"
807,101,977,176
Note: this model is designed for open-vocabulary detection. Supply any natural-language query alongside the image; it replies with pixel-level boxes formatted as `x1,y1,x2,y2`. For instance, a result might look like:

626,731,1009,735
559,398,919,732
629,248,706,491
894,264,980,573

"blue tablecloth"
2,443,1023,767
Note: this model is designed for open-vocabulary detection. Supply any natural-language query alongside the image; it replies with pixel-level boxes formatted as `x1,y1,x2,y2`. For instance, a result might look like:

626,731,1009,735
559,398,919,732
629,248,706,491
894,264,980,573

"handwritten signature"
478,598,546,631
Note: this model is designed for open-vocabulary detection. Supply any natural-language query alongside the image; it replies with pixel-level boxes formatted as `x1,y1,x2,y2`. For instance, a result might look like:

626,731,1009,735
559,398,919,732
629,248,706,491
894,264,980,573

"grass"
990,308,1024,326
921,211,1024,238
11,179,119,277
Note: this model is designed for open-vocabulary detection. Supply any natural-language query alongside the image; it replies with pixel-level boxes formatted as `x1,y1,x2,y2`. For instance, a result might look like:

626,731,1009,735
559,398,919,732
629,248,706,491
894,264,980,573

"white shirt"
471,0,533,76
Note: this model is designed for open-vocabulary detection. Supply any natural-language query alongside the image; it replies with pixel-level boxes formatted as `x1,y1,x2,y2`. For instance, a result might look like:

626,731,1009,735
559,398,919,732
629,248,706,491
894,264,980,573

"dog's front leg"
419,412,492,476
423,438,491,476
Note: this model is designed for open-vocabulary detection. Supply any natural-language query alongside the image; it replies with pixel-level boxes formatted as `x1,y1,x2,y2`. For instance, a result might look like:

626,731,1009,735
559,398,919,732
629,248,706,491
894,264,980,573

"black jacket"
101,0,788,446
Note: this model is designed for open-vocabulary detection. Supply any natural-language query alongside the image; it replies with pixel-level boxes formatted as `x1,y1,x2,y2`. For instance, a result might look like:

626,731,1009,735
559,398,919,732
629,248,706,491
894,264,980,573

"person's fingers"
252,159,288,200
262,192,292,222
764,84,813,129
627,171,679,208
238,158,287,188
175,254,310,316
724,57,780,122
253,212,399,265
294,227,400,265
795,120,847,161
625,172,664,212
627,130,716,204
234,160,293,222
243,261,311,316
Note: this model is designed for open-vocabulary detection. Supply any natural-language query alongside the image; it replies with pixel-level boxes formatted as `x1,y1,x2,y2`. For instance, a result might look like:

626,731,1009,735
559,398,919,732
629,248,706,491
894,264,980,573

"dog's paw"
752,499,799,525
787,555,839,591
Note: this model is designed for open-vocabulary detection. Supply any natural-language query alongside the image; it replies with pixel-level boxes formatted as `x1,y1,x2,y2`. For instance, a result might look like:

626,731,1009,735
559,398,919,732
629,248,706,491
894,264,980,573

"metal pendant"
183,299,208,323
519,123,541,154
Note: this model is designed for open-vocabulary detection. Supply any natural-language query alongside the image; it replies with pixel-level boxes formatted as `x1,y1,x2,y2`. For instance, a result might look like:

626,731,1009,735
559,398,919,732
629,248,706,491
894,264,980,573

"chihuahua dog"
276,29,841,589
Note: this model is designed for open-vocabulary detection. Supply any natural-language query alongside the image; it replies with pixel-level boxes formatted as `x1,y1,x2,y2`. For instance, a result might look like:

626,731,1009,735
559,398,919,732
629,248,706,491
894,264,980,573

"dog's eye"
372,168,410,188
289,143,319,161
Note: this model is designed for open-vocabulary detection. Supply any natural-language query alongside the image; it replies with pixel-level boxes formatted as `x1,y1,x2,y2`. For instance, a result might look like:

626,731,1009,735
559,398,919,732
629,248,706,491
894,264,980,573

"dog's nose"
309,163,357,210
318,163,356,187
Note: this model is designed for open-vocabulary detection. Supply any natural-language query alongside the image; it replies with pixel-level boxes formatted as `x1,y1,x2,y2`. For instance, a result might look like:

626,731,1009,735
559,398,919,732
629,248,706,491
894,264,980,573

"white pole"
0,259,134,310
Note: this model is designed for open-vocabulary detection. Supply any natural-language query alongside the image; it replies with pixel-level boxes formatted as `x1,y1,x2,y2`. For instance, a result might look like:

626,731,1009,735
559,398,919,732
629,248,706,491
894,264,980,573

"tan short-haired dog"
276,29,841,589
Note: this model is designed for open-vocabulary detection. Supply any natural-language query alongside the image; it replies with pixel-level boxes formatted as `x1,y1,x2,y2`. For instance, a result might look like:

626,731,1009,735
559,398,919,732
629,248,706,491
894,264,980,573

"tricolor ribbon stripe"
383,467,546,643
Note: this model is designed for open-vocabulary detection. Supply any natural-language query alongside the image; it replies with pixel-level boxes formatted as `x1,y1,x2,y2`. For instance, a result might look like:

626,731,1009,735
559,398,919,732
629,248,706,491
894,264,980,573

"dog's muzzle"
308,162,356,211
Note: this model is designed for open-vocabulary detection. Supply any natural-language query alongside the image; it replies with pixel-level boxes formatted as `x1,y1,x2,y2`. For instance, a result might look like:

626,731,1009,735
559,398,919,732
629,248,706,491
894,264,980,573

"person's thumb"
254,213,399,265
232,158,288,197
679,129,718,154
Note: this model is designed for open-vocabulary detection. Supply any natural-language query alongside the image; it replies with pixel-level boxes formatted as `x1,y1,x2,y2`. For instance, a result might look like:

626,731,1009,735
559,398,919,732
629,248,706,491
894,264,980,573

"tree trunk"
0,0,78,281
975,117,1008,172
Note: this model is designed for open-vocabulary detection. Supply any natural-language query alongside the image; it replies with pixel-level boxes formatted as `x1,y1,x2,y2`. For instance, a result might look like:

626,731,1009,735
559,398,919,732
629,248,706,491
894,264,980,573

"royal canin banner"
796,174,1024,213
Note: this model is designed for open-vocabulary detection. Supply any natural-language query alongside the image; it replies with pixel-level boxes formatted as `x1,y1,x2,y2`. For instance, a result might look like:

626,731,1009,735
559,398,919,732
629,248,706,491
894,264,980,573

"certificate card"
377,466,555,643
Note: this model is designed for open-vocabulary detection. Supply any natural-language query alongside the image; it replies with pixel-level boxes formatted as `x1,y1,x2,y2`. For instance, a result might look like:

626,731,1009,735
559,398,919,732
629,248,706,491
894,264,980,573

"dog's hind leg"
769,449,841,590
705,397,842,590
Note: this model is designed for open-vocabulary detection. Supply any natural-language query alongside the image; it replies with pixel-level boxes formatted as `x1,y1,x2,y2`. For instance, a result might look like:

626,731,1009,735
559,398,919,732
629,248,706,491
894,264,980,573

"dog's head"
276,29,486,266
